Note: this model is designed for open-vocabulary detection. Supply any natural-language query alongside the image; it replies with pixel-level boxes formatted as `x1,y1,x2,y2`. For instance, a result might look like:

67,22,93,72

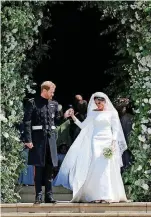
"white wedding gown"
53,111,127,202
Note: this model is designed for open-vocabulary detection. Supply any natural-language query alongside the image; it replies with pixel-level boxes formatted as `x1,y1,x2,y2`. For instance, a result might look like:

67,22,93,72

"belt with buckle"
32,125,56,130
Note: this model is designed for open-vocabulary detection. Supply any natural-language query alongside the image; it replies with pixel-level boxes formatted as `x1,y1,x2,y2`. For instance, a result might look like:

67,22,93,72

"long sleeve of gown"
111,112,119,141
74,116,91,129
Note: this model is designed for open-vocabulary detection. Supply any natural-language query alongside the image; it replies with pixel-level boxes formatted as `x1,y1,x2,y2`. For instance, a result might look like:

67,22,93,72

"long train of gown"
53,111,127,202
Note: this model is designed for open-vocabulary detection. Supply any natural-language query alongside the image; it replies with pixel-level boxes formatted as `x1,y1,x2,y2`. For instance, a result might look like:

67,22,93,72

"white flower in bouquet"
103,146,113,159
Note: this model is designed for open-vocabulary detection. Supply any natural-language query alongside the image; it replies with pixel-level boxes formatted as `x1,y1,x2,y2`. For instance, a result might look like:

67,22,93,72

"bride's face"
94,99,106,110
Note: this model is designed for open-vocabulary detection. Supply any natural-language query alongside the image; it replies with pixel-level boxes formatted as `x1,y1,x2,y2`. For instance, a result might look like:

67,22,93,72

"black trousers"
34,143,53,197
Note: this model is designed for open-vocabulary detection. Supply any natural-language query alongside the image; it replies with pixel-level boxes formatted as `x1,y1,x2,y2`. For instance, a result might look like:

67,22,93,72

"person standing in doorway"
116,98,134,173
74,95,87,120
23,81,63,204
71,94,87,141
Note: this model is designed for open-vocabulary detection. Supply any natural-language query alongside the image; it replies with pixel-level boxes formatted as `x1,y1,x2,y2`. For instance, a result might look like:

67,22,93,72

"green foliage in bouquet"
103,147,113,159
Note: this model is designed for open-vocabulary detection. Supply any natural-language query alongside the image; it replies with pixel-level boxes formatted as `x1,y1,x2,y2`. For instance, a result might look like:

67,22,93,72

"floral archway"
1,1,151,202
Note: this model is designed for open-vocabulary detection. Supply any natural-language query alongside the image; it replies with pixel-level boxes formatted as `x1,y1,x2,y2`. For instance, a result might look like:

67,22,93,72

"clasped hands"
64,108,74,118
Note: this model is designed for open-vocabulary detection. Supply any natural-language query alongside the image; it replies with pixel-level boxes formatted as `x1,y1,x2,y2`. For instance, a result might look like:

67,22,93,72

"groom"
23,81,65,203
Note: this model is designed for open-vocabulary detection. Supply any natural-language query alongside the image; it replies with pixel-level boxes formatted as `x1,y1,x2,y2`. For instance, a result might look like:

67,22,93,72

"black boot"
34,166,43,204
35,194,42,204
45,193,56,203
45,172,56,203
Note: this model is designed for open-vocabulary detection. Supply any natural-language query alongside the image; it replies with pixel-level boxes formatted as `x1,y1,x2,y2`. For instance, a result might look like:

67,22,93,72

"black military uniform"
23,96,62,203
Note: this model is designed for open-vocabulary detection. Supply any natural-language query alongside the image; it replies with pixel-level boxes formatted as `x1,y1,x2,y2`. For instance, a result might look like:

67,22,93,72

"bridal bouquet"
103,146,113,159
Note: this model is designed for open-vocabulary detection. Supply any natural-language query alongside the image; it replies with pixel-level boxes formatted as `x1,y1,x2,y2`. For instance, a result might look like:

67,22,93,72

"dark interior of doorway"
33,2,119,109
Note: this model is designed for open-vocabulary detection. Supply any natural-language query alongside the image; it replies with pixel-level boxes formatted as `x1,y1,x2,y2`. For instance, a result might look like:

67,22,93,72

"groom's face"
47,87,55,99
43,87,55,99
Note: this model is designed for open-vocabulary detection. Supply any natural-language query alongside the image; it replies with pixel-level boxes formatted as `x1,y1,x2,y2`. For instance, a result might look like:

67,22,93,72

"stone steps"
2,186,151,217
1,212,151,217
19,186,72,203
1,202,151,213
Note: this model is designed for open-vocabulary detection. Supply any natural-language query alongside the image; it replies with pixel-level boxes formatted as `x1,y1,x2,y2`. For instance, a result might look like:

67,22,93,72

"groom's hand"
53,166,59,179
25,142,34,149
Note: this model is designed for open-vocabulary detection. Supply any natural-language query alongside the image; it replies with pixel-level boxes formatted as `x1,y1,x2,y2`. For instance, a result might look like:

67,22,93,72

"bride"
53,92,127,203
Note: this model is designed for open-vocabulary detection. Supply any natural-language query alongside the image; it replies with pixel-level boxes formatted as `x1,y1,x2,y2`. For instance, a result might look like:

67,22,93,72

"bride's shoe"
100,200,110,204
91,200,110,203
91,200,101,203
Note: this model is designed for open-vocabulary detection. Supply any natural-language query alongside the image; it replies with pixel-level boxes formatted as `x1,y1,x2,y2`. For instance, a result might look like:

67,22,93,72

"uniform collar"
40,96,49,104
